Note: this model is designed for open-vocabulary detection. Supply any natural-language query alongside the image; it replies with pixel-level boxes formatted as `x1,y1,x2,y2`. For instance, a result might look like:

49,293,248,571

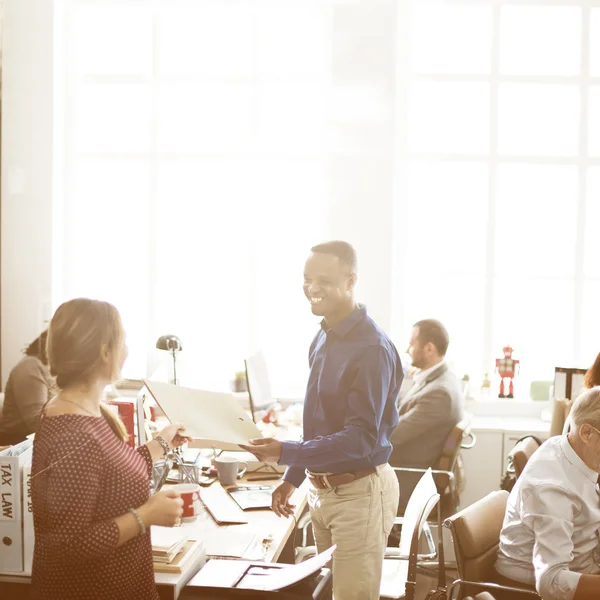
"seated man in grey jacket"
390,319,464,510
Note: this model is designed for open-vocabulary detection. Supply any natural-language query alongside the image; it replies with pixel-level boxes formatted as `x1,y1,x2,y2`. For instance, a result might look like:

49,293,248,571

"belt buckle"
320,474,333,489
309,472,332,490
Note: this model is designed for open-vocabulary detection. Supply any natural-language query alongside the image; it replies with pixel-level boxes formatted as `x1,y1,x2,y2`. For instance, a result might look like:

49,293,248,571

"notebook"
200,482,248,524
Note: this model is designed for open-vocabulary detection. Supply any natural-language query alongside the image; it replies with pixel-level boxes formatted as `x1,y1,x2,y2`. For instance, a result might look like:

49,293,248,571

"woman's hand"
157,423,193,450
137,489,183,527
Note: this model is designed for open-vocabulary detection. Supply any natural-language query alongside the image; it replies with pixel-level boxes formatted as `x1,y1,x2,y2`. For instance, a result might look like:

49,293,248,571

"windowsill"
465,396,551,420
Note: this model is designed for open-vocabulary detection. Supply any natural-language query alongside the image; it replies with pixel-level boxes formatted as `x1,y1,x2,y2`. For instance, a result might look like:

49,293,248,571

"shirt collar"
560,435,599,483
320,304,367,338
414,359,446,385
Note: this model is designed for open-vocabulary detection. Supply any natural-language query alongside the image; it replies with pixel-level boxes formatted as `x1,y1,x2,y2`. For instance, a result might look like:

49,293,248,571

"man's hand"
240,438,282,463
271,480,296,518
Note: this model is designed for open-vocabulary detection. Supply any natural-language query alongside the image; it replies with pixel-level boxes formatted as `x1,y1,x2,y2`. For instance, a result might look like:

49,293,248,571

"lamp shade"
156,335,183,352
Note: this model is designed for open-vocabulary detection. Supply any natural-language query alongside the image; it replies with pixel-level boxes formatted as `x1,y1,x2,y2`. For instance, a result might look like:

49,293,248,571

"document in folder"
143,381,263,450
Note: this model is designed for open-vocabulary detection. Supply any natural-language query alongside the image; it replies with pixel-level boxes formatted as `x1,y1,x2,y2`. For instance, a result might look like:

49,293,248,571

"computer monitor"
244,350,275,423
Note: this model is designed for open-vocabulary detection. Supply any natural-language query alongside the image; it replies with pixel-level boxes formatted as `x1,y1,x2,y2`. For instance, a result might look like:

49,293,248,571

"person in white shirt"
495,386,600,600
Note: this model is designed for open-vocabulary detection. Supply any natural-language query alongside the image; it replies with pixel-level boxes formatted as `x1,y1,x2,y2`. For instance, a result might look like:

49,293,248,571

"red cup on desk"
170,483,202,522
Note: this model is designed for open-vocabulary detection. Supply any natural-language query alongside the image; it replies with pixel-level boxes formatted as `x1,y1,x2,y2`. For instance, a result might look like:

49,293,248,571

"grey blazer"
390,362,464,469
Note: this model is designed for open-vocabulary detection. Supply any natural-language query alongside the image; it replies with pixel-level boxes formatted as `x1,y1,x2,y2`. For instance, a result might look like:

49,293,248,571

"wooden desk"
183,477,309,564
0,476,309,600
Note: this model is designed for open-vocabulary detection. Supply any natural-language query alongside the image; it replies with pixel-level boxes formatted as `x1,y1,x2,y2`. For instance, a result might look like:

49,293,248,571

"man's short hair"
310,241,357,273
570,386,600,430
413,319,450,356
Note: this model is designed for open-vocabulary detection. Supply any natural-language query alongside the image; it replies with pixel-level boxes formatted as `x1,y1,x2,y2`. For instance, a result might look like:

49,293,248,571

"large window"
393,0,600,395
55,0,333,396
53,0,600,400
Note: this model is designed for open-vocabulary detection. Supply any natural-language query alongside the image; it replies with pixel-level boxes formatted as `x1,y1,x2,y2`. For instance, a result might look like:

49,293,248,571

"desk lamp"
156,334,182,385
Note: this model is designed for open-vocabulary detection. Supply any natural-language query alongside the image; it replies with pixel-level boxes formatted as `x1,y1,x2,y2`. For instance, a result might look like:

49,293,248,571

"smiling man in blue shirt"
242,241,402,600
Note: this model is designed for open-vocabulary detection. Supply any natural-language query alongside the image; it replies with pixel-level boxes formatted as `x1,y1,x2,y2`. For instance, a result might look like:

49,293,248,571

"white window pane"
402,277,486,379
256,84,327,151
256,1,330,79
251,160,327,398
584,168,600,278
408,82,490,153
591,9,600,77
155,160,253,391
73,6,153,76
329,84,389,123
581,280,600,367
158,4,253,78
157,84,253,152
63,159,151,377
492,279,574,385
495,165,578,278
499,6,581,76
498,84,579,156
410,4,492,74
589,87,600,158
404,162,488,276
74,84,152,152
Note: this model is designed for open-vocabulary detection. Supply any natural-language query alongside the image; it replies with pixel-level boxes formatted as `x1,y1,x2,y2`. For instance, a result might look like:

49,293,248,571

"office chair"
392,419,476,520
380,469,442,599
443,490,540,600
509,436,542,479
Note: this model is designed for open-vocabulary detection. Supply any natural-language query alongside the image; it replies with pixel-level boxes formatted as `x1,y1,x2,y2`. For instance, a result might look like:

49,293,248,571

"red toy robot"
495,345,520,398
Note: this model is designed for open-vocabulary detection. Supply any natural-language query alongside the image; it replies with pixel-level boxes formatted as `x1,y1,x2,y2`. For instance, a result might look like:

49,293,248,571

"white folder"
143,381,263,451
22,451,34,575
0,440,33,572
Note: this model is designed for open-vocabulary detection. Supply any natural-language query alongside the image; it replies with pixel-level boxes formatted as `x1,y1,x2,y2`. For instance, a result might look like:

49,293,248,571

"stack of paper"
151,526,187,564
153,540,205,574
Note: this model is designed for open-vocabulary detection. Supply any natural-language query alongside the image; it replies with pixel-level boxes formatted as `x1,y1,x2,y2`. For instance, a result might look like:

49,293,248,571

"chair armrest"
297,512,311,530
391,466,454,480
384,548,437,561
449,579,540,599
461,431,477,449
386,520,436,558
391,466,456,492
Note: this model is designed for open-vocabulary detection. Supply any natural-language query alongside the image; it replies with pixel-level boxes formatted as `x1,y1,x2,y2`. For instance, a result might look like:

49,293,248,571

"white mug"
215,455,248,485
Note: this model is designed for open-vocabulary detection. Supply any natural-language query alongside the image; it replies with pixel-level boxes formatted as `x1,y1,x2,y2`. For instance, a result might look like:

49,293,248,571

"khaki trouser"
307,463,399,600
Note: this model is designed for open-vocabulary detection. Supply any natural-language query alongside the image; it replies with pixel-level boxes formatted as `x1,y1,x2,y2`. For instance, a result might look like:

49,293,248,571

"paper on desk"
237,545,336,591
143,381,262,451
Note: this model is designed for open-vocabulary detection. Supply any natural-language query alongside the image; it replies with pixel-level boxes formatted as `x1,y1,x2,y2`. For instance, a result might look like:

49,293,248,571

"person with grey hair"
495,386,600,600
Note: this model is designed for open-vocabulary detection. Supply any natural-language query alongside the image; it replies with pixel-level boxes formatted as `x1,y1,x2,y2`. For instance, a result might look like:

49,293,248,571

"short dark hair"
413,319,449,356
310,241,357,273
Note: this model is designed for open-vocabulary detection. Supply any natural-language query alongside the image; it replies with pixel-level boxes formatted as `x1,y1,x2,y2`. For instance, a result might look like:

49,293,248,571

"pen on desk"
247,475,281,481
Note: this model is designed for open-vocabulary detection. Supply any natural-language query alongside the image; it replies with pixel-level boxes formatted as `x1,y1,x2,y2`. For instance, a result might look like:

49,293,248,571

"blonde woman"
31,298,192,600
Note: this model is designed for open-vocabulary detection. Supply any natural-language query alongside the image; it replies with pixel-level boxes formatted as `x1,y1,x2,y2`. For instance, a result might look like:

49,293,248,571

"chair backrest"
399,468,439,556
443,490,509,583
509,437,541,478
550,398,573,436
435,418,472,473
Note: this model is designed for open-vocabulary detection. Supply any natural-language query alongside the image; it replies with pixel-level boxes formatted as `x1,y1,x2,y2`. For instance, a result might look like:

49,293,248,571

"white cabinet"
460,420,550,511
460,431,504,509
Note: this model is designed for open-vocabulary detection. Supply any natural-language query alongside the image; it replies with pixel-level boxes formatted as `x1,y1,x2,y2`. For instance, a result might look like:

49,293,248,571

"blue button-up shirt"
280,305,403,488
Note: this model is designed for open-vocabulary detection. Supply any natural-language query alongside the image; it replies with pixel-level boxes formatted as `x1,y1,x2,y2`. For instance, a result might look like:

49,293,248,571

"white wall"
1,0,55,388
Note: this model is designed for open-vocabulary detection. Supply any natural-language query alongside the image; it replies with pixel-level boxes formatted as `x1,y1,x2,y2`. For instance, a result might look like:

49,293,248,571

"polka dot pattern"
30,414,158,600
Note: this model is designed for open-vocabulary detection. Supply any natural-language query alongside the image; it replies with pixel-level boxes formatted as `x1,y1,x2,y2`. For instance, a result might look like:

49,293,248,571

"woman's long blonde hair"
47,298,128,442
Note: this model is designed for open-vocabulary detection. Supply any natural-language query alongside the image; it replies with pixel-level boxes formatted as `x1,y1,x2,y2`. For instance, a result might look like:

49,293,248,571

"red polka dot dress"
31,415,159,600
